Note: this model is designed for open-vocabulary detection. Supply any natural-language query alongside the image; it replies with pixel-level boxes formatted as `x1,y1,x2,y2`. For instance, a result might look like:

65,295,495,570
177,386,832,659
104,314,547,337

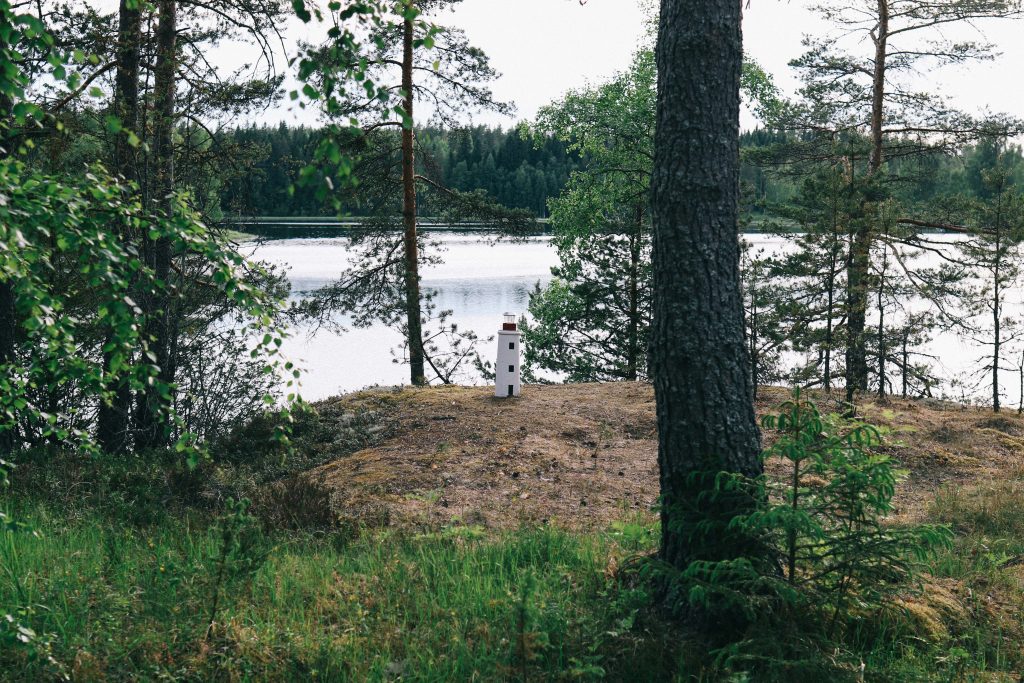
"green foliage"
756,392,950,616
0,508,668,681
740,57,784,124
290,0,438,204
648,390,952,680
0,158,291,459
0,0,299,462
0,607,65,681
956,144,1024,409
740,240,788,392
524,49,655,382
291,1,535,386
214,123,579,220
2,402,1023,679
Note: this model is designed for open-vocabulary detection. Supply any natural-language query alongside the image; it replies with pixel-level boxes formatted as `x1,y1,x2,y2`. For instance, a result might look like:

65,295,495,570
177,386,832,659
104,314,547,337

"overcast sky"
223,0,1024,130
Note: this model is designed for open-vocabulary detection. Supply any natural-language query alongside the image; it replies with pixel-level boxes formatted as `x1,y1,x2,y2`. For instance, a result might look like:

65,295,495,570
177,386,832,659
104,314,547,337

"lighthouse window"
508,342,515,350
508,365,514,372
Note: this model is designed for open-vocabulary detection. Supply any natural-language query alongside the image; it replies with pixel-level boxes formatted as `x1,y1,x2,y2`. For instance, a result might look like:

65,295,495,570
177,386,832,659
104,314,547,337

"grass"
922,481,1024,676
224,229,257,243
0,507,677,681
5,389,1024,680
5,483,1024,682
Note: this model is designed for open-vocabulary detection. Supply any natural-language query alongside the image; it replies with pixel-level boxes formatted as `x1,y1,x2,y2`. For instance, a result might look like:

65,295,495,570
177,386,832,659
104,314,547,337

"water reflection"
250,232,1006,407
251,234,557,398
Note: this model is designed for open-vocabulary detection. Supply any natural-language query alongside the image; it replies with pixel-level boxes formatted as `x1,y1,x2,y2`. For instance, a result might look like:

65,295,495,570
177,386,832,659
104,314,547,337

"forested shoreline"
152,122,1024,221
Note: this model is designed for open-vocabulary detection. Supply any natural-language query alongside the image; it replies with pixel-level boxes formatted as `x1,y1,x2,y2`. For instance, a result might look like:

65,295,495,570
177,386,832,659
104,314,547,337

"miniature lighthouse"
495,313,521,398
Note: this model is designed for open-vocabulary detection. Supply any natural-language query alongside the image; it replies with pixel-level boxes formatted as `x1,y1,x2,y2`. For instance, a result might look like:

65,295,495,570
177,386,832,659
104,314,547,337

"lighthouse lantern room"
495,313,521,398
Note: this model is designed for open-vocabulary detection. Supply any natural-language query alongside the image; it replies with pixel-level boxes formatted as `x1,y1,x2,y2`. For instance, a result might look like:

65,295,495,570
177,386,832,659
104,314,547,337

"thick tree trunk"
112,0,141,183
401,9,425,386
651,0,762,586
98,0,142,454
136,0,176,449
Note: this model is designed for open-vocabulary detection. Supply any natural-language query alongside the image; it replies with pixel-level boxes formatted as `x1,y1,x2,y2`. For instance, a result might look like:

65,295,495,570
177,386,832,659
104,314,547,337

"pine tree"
300,0,528,385
765,0,1023,403
651,0,763,631
959,146,1024,410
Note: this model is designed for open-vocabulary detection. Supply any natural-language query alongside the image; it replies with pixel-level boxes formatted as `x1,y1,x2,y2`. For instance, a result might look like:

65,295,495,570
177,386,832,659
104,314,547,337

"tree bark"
877,243,887,398
626,203,642,381
401,6,425,386
845,220,870,403
136,0,176,449
823,183,841,391
651,0,762,590
846,0,889,402
98,0,142,454
868,0,889,176
901,332,908,398
993,196,1004,412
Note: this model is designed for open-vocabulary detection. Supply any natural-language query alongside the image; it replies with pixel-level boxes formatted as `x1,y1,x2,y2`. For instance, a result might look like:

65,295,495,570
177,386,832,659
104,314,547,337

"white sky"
257,0,1024,131
84,0,1024,131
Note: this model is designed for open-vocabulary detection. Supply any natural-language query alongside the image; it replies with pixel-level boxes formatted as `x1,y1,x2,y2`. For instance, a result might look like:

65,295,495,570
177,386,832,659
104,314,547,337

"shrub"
649,389,952,680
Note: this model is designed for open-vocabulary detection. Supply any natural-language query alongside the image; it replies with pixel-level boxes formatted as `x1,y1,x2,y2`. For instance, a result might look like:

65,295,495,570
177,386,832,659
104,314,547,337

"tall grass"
0,509,673,681
4,447,1024,680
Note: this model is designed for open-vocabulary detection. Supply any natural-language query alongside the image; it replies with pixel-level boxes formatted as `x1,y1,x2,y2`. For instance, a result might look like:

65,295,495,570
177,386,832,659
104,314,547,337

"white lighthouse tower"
495,313,522,398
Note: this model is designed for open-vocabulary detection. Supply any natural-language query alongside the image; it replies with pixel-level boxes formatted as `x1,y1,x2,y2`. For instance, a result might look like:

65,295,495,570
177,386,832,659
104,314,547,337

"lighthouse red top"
502,313,517,331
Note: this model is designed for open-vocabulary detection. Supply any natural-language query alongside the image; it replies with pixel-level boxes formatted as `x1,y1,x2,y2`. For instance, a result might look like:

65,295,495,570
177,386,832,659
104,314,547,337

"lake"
250,232,1019,408
251,233,558,399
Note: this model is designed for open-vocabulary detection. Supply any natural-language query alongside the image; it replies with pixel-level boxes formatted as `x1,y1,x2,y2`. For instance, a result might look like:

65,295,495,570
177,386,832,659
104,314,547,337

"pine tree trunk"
846,0,889,402
113,1,141,182
901,331,908,398
625,204,642,381
845,219,871,402
868,0,889,175
824,191,840,391
401,8,425,386
136,0,176,449
993,215,1003,412
750,284,759,401
651,0,762,583
98,0,142,454
877,244,886,398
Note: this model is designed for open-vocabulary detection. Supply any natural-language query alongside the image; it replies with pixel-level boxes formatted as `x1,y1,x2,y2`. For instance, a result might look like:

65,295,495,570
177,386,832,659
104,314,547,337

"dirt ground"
304,383,1024,530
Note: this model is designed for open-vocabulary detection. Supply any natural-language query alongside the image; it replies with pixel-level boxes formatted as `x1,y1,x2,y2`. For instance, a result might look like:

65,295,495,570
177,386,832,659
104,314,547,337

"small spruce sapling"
757,392,951,632
652,390,951,678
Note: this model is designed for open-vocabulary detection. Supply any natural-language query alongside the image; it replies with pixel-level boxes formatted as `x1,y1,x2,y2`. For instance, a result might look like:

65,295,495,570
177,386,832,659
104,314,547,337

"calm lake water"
251,233,558,399
250,232,1017,407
